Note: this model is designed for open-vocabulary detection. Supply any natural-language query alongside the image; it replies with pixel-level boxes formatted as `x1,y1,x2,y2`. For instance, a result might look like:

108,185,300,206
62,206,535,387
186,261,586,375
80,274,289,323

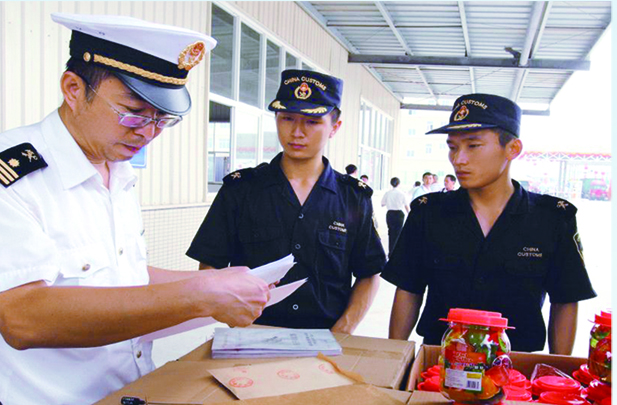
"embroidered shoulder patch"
0,143,47,187
341,175,373,197
222,163,268,186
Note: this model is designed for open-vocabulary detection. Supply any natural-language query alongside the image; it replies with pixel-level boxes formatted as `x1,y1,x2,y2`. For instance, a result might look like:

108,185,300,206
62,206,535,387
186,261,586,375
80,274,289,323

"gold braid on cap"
91,54,188,85
301,106,328,114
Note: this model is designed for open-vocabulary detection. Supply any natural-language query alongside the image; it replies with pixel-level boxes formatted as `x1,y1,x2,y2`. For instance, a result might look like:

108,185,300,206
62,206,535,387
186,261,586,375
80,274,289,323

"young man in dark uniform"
382,94,596,353
187,70,386,333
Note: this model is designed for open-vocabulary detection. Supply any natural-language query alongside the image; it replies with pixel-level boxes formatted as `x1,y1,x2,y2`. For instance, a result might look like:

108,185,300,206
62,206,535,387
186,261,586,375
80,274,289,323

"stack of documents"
211,327,343,358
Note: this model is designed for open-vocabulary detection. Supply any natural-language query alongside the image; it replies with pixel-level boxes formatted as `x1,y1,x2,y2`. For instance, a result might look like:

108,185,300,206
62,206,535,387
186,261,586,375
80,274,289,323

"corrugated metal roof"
298,1,611,112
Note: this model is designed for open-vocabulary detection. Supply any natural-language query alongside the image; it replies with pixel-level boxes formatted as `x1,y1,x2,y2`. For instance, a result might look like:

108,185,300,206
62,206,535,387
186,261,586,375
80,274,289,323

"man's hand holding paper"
139,255,302,342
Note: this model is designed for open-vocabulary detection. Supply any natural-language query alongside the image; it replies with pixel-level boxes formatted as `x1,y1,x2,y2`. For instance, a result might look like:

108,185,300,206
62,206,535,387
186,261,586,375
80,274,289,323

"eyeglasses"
87,84,182,129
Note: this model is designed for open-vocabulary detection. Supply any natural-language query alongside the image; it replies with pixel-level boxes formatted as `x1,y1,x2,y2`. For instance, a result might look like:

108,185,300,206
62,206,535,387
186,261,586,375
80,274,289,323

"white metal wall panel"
0,2,212,208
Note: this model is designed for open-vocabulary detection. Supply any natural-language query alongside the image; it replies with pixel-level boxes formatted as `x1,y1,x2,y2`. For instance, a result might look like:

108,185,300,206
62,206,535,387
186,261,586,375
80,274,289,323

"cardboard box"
180,333,415,390
406,390,532,405
406,345,587,405
406,344,587,393
93,360,412,405
213,385,409,405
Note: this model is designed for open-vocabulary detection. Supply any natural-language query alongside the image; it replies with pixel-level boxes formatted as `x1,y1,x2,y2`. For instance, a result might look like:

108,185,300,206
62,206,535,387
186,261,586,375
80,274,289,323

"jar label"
445,368,483,391
445,348,487,365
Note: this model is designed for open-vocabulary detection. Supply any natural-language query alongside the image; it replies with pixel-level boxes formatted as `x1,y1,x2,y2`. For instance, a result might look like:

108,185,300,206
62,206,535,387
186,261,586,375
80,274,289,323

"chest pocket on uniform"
504,260,548,278
316,231,347,279
57,243,111,286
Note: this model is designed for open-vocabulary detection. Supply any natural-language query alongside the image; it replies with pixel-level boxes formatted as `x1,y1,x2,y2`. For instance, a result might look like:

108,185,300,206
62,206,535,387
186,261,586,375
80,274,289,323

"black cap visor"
426,122,498,135
117,72,192,116
268,100,334,117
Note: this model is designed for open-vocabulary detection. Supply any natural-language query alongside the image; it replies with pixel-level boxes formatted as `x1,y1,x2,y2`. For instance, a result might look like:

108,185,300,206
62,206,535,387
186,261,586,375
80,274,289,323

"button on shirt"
381,181,596,352
381,188,408,212
0,111,154,405
187,153,386,329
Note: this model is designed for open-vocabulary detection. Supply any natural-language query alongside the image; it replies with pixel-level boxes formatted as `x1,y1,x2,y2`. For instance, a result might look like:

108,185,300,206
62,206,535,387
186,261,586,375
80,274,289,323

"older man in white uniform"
0,14,270,405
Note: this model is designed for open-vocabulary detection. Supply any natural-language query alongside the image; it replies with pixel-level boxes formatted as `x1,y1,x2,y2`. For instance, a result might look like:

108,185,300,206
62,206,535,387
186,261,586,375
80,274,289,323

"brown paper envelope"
209,356,358,400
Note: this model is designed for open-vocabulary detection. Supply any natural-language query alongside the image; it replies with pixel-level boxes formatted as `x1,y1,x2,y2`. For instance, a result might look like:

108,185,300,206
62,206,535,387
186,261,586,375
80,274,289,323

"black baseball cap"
268,69,343,117
427,93,522,137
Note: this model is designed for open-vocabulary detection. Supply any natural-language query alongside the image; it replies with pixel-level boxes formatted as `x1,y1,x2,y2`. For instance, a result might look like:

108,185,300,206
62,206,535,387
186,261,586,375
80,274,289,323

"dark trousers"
386,210,405,254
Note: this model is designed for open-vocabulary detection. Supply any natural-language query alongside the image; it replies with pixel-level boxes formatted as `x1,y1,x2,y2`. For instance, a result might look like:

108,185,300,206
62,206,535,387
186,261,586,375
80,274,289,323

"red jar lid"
593,310,612,327
426,365,442,377
539,392,591,405
533,376,581,396
417,375,441,392
585,380,612,401
510,369,528,385
506,386,533,401
572,365,595,386
440,308,511,328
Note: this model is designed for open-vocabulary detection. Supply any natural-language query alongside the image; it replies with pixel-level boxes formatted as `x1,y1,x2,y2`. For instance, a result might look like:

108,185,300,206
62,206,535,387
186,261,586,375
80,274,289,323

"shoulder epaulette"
410,191,447,209
223,162,268,186
340,175,373,197
0,143,47,188
536,194,577,217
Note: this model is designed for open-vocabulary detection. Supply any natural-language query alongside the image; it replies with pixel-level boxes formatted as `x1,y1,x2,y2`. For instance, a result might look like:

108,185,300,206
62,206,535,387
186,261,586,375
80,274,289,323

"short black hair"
65,56,115,102
345,164,358,175
390,177,400,187
445,174,457,182
494,127,518,147
422,172,432,179
330,107,342,122
360,174,369,180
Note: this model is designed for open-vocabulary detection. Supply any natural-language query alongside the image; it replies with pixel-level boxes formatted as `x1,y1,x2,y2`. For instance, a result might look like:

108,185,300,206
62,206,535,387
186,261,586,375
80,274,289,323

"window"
207,6,322,195
425,144,432,154
285,52,298,70
427,121,434,131
262,115,279,163
359,101,393,190
210,5,234,99
406,149,415,158
265,40,280,108
208,101,232,193
234,110,259,170
408,128,416,136
239,23,261,107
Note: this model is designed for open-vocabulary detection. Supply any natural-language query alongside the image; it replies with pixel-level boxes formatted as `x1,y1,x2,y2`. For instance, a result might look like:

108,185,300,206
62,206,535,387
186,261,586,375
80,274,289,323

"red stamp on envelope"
229,377,253,388
277,369,300,380
318,363,335,374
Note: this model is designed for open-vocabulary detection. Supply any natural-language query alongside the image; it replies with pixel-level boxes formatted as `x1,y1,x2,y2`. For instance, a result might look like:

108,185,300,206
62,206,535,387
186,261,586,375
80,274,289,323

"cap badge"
454,105,469,121
178,41,206,71
231,171,241,179
300,106,327,114
294,83,312,100
271,101,287,110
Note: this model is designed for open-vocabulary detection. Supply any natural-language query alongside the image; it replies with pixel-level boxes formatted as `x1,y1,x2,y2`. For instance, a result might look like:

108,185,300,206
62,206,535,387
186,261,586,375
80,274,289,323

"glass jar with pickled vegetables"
588,310,611,383
439,308,512,405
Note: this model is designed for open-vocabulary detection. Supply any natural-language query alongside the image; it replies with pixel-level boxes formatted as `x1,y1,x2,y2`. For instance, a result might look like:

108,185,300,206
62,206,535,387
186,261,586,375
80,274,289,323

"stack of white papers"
211,328,342,359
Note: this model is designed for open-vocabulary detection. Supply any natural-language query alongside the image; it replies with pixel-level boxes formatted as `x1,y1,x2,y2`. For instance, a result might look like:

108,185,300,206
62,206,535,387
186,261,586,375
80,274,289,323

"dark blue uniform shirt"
381,181,596,352
187,153,386,328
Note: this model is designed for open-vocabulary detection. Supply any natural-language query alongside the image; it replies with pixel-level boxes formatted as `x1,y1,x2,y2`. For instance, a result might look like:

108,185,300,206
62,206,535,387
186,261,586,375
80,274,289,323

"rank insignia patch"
0,143,47,187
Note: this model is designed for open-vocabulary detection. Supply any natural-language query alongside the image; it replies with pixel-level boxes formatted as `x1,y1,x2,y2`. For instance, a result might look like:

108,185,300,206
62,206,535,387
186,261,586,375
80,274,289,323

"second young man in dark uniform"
382,94,596,353
187,70,386,333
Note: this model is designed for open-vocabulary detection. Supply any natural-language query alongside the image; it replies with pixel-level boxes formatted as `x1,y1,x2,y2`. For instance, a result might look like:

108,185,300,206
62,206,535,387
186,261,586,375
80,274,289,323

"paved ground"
152,197,611,366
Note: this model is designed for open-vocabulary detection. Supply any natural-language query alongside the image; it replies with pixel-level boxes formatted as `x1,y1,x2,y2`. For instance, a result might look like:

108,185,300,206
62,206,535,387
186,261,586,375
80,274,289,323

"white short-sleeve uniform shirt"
0,111,155,405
